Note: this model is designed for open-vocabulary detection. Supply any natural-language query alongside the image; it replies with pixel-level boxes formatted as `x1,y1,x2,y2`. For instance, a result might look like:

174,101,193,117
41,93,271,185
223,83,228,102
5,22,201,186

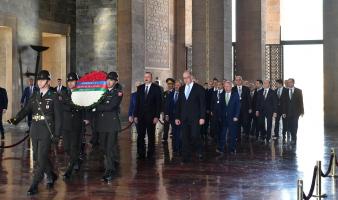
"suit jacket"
276,87,289,114
210,90,223,120
218,91,241,124
175,82,206,122
251,88,263,113
21,86,38,105
232,85,251,112
134,83,162,121
128,92,137,117
205,87,215,112
0,87,8,110
165,90,179,121
54,85,67,94
256,88,278,116
286,87,304,117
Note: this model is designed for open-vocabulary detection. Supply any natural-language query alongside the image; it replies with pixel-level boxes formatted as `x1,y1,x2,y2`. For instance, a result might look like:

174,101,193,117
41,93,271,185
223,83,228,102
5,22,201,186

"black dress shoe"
198,154,204,161
137,154,146,160
25,130,30,133
101,170,115,182
27,184,38,195
63,166,73,180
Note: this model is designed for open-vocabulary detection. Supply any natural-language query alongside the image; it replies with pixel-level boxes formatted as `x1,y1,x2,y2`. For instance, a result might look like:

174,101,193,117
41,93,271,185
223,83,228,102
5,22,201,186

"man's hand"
7,118,15,125
248,109,252,114
134,117,138,124
256,111,259,117
83,120,90,125
233,117,238,122
128,116,134,123
175,119,181,126
273,113,277,118
199,119,205,125
153,117,159,124
165,115,169,122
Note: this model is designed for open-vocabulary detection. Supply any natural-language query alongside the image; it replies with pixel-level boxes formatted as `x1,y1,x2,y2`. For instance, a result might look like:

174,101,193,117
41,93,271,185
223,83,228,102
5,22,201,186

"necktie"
30,87,33,96
185,84,191,99
174,92,178,102
278,88,281,98
264,90,268,99
289,89,292,100
145,86,149,99
238,86,242,97
226,93,230,105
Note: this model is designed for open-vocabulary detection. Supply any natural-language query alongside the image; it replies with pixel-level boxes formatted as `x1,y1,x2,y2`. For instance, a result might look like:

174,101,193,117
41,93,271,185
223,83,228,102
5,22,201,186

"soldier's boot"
27,183,38,195
63,164,73,180
46,171,58,189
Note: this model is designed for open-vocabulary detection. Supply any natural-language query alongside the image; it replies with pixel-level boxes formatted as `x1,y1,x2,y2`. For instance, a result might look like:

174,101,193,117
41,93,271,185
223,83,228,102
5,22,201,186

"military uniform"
93,72,123,182
9,70,61,195
60,72,84,179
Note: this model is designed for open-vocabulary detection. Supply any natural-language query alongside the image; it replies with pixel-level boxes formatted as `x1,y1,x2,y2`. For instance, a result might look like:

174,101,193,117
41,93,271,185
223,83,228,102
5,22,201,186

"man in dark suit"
214,81,240,154
134,72,162,159
256,80,278,143
175,70,206,162
55,78,67,95
274,79,289,140
0,87,8,139
204,78,218,141
21,78,37,133
165,80,182,155
286,78,304,143
232,76,251,138
162,78,175,143
210,81,224,143
250,80,263,139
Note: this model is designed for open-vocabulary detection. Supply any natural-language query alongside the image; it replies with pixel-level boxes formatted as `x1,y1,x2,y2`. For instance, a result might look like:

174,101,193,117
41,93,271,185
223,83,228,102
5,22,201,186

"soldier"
93,71,123,182
8,70,61,195
162,78,175,143
60,72,84,179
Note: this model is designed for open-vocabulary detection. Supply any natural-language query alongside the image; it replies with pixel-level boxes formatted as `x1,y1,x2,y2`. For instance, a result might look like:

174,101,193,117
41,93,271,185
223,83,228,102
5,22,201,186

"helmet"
107,71,118,81
67,72,79,82
37,70,51,80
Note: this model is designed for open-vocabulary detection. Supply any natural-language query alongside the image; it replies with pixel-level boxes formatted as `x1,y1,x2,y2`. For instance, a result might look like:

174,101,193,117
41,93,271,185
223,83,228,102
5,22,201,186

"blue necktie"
174,92,178,102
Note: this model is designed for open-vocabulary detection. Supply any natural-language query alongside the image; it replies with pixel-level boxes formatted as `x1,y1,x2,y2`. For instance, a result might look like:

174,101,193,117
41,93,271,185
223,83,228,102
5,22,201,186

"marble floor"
0,119,337,200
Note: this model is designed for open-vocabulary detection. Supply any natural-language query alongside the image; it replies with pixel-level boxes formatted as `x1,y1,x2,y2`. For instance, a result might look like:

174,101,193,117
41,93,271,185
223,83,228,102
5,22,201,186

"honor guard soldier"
60,72,84,179
8,70,61,195
162,78,175,143
93,71,123,182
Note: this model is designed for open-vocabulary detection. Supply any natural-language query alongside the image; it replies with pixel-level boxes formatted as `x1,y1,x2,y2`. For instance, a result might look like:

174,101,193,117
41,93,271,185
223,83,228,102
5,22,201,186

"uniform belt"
32,114,45,121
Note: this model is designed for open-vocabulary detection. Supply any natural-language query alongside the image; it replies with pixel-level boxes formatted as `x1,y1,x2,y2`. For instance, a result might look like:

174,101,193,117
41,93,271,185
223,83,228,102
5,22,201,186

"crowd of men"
128,71,304,162
0,69,304,196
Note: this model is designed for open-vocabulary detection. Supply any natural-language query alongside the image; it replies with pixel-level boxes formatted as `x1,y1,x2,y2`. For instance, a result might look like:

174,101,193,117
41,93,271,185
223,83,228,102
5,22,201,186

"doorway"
0,26,13,120
42,32,67,87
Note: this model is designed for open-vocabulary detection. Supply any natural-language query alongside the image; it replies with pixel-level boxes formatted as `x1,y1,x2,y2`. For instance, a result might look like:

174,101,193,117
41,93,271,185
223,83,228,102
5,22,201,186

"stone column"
236,0,265,81
324,0,338,127
117,0,132,119
192,0,232,82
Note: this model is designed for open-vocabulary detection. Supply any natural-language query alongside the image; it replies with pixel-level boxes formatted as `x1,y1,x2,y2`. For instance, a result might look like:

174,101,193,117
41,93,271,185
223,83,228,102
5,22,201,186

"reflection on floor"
0,121,337,200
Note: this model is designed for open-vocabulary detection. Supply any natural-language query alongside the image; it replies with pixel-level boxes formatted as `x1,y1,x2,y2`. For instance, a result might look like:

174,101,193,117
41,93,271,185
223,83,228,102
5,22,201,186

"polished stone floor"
0,118,338,200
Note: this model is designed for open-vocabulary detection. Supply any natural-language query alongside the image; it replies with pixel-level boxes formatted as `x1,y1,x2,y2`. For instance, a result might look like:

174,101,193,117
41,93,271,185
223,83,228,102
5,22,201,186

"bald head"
183,70,193,85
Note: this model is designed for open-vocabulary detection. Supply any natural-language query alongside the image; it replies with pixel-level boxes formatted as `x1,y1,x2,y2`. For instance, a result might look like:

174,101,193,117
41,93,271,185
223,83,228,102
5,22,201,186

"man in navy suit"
20,78,37,133
232,76,252,139
165,80,182,155
256,80,278,143
55,78,67,94
175,70,206,162
0,86,8,139
134,72,162,159
210,81,225,143
215,81,240,154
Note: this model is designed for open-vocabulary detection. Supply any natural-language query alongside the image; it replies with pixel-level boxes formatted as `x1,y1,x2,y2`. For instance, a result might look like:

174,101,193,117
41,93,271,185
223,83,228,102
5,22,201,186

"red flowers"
78,71,107,82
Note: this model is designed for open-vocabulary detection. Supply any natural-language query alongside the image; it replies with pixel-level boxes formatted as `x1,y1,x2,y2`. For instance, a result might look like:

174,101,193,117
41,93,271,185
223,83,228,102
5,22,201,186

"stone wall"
76,0,117,75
